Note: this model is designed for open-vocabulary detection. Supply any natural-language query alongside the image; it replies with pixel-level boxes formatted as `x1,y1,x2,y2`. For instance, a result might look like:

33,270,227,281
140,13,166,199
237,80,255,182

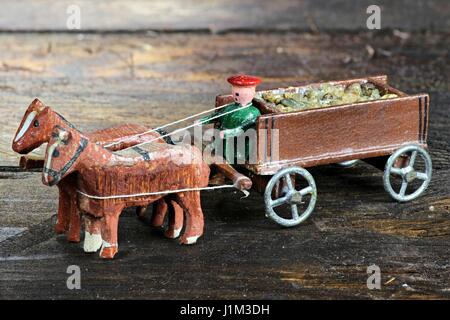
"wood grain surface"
1,0,449,32
0,4,449,299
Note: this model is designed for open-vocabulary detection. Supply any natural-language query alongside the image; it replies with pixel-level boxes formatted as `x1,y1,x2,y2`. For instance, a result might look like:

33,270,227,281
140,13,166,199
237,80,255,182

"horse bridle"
43,137,88,186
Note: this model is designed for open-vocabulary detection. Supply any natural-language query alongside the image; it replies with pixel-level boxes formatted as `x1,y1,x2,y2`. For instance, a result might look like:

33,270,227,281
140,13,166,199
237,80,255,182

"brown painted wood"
249,90,429,175
213,163,252,191
19,155,44,169
369,78,407,97
215,75,421,178
42,125,209,258
11,99,170,243
239,167,270,194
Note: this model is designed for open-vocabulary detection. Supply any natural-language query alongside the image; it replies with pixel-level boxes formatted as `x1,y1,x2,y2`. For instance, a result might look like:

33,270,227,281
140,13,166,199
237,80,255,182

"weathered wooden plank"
0,0,449,32
0,166,449,299
0,31,449,299
0,227,27,242
0,172,57,227
1,32,449,166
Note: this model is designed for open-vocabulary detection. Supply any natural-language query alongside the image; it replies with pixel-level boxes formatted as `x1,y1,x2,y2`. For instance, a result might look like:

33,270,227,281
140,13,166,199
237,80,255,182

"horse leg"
136,199,169,224
99,206,123,259
83,214,103,253
65,176,81,243
150,197,184,237
150,199,167,227
164,199,184,239
136,206,148,219
55,181,70,234
175,191,204,245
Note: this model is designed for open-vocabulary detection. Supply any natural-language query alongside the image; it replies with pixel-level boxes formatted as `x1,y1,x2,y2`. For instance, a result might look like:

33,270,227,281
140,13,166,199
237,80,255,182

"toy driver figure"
199,75,261,163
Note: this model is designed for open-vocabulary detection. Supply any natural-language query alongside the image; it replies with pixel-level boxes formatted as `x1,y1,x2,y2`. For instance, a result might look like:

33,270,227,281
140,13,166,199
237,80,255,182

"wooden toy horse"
43,126,209,258
12,99,179,244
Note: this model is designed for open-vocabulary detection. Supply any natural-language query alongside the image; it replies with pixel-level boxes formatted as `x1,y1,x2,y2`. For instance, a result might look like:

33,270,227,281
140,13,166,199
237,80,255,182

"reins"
113,103,251,151
103,103,240,149
77,185,249,200
47,102,252,197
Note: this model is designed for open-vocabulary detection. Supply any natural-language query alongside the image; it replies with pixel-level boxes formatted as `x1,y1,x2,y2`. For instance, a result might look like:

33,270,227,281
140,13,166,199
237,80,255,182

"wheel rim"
383,145,432,202
336,160,359,168
264,167,317,227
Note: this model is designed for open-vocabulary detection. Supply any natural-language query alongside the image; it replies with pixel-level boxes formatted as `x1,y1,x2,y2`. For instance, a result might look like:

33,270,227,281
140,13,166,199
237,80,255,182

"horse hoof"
165,227,182,239
67,234,81,243
179,235,200,245
83,232,103,253
152,221,163,228
55,223,66,234
100,246,118,259
151,217,165,228
99,243,118,259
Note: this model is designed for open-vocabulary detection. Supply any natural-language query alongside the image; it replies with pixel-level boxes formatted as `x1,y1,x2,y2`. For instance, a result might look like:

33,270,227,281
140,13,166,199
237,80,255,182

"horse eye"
33,120,39,127
52,149,60,158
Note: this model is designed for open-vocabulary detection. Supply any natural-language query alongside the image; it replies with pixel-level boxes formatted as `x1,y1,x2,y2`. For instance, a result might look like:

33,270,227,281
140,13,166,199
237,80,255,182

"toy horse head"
12,99,53,154
43,126,87,186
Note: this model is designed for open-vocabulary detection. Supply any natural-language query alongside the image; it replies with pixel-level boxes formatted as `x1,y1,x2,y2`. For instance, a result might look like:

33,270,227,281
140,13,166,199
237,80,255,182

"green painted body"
200,102,261,163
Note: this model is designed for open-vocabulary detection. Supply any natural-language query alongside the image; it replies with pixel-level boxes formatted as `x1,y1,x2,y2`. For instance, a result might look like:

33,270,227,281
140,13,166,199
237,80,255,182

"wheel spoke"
384,145,432,202
284,174,294,190
271,197,288,207
416,172,428,181
399,181,408,197
300,186,313,196
291,204,299,220
390,167,403,176
264,166,317,227
409,151,418,167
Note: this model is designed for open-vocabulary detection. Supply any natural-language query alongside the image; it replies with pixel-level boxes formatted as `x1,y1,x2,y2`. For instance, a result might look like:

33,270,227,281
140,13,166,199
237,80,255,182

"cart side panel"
215,94,234,108
250,94,429,175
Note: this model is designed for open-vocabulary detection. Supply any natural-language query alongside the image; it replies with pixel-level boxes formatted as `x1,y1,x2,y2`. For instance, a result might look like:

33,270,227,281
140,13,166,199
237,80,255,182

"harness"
43,137,88,186
155,128,175,145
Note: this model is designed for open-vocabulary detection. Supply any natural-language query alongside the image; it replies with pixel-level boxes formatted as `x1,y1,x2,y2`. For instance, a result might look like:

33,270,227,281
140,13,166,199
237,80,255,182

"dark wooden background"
0,0,449,299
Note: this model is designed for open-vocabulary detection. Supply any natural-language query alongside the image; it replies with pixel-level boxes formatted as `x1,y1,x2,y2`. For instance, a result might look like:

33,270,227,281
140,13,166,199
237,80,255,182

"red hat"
227,74,261,87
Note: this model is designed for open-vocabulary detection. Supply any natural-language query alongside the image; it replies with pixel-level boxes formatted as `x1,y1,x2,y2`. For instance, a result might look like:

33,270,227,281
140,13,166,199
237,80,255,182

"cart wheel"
383,145,432,202
336,160,359,168
264,167,317,227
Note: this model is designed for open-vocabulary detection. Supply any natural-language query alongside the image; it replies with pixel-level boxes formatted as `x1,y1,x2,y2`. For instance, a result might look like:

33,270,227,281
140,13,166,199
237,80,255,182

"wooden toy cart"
18,75,432,229
214,75,432,227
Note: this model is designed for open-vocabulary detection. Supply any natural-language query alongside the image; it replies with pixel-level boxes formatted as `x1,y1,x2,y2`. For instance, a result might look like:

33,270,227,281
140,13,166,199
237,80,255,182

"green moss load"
260,82,398,113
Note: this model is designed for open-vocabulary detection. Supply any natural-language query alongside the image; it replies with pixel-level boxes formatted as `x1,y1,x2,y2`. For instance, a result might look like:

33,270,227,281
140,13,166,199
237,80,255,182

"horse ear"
52,127,71,143
30,98,46,113
59,130,71,143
